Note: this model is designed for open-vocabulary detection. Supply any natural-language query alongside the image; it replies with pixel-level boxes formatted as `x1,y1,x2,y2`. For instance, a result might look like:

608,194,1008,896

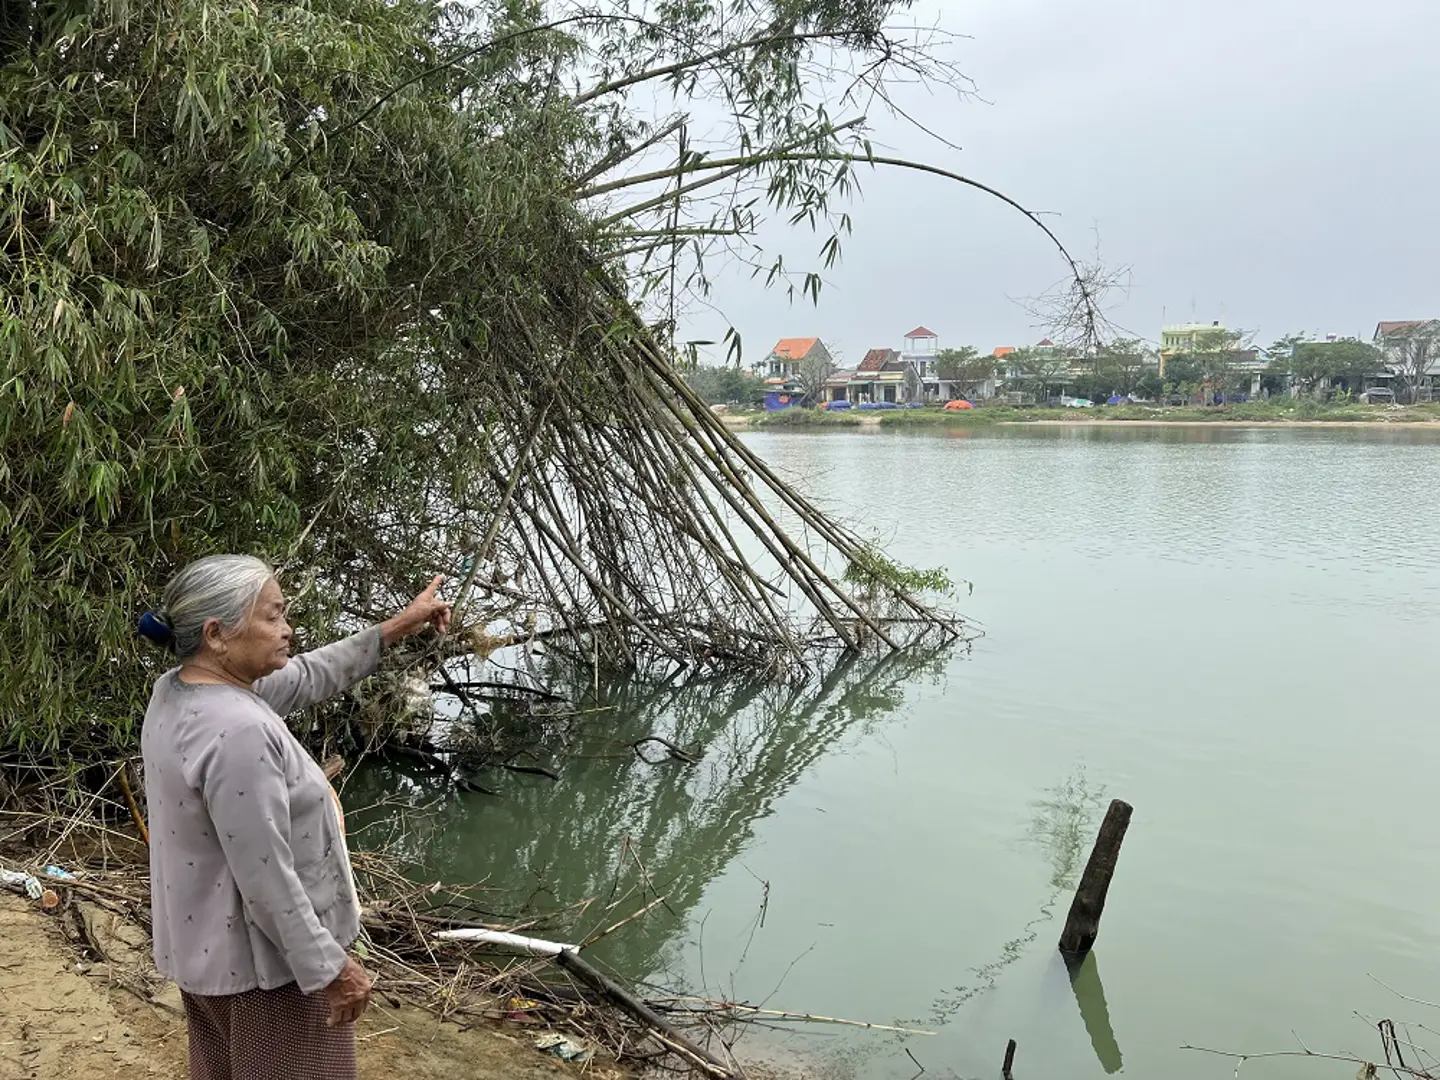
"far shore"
717,405,1440,432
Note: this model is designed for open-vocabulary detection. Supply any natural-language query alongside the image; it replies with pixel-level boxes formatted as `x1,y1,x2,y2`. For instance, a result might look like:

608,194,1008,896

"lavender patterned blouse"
141,628,382,996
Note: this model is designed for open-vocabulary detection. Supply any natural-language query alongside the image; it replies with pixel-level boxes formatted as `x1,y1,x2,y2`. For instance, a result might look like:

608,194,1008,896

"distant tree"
686,366,765,405
1261,334,1308,396
1286,339,1384,396
1070,370,1109,403
1265,332,1307,366
1385,321,1440,403
1091,338,1157,397
795,343,840,404
1132,369,1164,401
1193,326,1248,354
1200,349,1237,401
1162,353,1204,396
1167,327,1254,402
1004,346,1072,400
935,346,996,396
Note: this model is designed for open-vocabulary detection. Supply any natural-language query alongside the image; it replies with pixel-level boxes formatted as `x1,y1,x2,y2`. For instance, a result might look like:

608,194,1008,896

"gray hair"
158,555,275,659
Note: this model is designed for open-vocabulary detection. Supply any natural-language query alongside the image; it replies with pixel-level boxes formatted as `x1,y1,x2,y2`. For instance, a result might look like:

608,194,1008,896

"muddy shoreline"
0,891,619,1079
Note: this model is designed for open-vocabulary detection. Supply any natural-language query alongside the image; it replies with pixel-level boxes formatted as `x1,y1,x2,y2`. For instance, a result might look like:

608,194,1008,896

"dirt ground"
0,893,617,1080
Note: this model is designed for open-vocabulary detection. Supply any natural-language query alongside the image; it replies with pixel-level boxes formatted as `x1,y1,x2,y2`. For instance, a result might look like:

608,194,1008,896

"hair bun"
137,610,176,649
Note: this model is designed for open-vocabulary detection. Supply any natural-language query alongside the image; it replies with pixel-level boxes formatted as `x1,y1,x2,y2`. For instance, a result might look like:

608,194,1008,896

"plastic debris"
533,1032,592,1063
0,867,44,901
44,864,75,880
504,995,543,1021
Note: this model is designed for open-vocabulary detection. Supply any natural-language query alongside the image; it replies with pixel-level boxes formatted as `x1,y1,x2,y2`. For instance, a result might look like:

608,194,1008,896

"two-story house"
763,337,833,383
1374,320,1440,401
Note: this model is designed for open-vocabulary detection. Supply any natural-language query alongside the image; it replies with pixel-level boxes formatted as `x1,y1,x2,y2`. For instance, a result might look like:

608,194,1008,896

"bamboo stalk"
116,762,149,847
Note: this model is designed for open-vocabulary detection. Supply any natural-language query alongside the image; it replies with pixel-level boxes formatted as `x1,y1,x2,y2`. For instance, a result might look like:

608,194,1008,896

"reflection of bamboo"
351,646,951,981
914,768,1106,1029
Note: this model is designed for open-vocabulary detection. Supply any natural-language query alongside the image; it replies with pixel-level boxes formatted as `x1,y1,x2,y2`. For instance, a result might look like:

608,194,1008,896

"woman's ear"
201,617,227,652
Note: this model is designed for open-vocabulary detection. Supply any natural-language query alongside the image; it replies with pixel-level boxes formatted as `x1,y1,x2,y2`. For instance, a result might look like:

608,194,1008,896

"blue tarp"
765,390,806,411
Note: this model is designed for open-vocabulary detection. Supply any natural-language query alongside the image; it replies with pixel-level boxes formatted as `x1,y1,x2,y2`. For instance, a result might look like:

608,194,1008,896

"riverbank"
0,890,600,1080
719,402,1440,430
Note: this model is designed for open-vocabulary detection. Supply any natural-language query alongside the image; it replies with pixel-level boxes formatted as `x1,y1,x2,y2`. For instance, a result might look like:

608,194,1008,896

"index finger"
422,574,444,597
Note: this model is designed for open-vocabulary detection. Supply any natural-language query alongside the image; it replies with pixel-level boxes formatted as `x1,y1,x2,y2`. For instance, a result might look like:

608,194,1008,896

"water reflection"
916,770,1106,1026
343,645,953,978
1070,952,1123,1074
964,421,1440,446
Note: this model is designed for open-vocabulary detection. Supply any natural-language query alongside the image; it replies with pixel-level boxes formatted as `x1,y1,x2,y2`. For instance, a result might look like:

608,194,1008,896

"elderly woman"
138,554,451,1080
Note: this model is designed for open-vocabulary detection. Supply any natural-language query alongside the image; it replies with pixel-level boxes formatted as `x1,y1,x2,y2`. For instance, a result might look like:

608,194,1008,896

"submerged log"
1058,799,1133,962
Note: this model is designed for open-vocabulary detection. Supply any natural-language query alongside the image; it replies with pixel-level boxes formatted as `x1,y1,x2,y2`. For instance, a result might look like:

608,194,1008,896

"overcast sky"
679,0,1440,366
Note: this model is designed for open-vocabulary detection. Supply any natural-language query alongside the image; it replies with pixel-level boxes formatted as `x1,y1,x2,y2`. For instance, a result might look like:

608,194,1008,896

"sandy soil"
0,893,617,1080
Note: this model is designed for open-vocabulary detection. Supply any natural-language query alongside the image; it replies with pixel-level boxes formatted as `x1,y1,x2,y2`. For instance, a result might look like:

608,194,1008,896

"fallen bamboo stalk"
432,927,742,1078
582,895,668,947
555,948,743,1080
658,997,937,1036
452,398,554,626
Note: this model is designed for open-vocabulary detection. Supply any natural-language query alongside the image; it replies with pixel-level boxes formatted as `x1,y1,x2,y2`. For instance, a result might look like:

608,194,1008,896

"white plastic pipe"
432,927,576,956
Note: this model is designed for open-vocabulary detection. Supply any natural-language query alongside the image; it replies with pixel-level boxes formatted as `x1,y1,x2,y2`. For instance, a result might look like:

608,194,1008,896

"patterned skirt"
181,982,356,1080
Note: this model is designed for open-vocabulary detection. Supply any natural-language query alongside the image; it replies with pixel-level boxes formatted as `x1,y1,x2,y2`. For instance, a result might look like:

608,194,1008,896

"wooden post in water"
1002,1038,1017,1078
1058,799,1133,962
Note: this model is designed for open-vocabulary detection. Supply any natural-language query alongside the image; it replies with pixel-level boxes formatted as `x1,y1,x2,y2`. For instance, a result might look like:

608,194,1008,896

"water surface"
348,425,1440,1079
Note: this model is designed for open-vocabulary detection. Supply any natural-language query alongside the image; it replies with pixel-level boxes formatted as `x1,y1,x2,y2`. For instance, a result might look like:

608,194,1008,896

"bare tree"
1004,346,1072,401
1386,321,1440,403
795,342,840,404
935,346,997,398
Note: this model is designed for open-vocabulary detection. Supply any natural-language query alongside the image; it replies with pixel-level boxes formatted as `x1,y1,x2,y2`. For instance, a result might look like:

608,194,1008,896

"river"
345,424,1440,1079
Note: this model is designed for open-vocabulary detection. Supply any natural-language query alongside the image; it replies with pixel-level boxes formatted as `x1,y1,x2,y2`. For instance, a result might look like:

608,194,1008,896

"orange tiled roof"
771,337,821,359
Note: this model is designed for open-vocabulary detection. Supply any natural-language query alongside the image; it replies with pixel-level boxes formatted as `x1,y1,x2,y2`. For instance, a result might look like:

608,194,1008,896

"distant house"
1160,322,1224,356
759,337,835,410
993,340,1062,380
828,346,922,404
1374,321,1431,351
1374,320,1437,365
1374,320,1440,401
902,326,940,395
1156,319,1265,396
763,337,833,382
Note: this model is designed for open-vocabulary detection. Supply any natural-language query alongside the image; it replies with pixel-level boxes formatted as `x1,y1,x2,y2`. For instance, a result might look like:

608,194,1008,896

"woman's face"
210,577,292,681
